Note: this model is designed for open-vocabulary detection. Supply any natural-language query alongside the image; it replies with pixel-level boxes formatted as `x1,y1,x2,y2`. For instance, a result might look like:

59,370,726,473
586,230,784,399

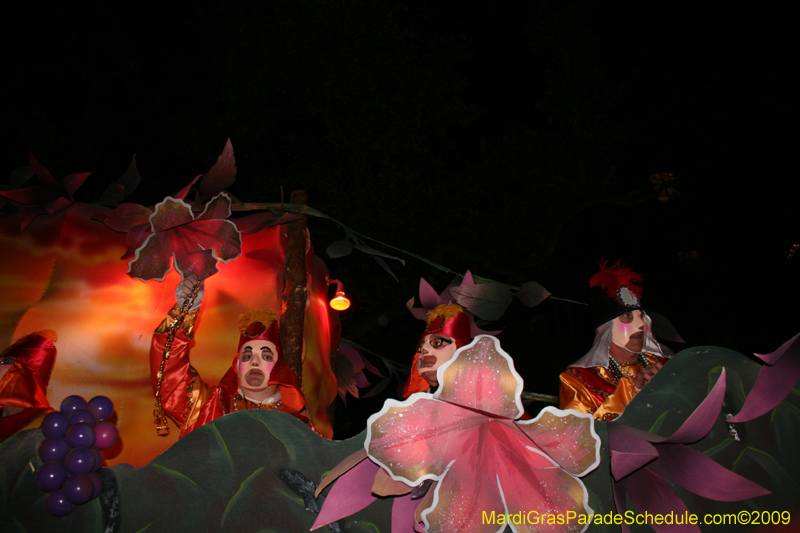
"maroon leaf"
174,175,202,201
199,138,237,196
127,193,242,281
98,156,141,206
515,281,551,307
93,203,153,233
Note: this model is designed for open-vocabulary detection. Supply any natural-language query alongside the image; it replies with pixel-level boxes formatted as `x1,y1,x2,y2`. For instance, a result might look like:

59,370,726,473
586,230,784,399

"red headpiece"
236,310,281,355
217,310,305,413
403,304,471,398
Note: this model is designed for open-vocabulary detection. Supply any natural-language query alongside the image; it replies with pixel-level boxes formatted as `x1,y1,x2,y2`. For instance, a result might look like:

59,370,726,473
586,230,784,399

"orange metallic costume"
149,306,309,438
0,331,57,441
559,352,668,421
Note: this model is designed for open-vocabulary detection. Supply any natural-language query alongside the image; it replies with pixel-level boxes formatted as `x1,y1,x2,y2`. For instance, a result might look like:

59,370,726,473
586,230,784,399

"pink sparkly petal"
516,407,601,476
368,395,486,485
435,336,523,420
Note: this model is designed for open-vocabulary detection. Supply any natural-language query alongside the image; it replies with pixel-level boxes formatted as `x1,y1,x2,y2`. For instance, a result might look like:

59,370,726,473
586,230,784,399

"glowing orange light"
329,280,351,311
330,290,351,311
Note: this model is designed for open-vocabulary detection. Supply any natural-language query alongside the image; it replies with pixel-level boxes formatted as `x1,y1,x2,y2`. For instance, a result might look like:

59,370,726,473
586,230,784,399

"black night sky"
3,2,797,422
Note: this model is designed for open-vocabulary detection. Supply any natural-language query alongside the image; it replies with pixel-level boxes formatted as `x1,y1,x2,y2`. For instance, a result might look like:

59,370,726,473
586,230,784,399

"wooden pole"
280,190,308,387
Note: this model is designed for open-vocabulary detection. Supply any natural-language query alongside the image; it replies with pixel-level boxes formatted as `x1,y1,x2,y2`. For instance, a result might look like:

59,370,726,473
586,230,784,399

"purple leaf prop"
312,458,380,530
418,277,445,309
649,444,768,501
200,138,237,196
392,493,420,533
728,332,800,423
449,282,513,322
327,239,354,259
622,468,697,533
609,369,768,532
514,281,551,307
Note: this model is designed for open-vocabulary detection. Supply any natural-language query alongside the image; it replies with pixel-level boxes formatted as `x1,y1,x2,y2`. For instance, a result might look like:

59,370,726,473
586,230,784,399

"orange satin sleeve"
559,353,666,421
150,306,202,427
559,369,637,421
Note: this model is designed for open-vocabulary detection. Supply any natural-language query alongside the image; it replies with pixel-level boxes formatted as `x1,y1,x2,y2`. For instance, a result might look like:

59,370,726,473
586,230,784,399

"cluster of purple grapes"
36,395,119,517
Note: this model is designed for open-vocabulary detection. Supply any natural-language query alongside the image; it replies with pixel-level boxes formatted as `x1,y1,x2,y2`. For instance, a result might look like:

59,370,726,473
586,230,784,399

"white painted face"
611,310,646,352
237,340,277,393
417,333,457,388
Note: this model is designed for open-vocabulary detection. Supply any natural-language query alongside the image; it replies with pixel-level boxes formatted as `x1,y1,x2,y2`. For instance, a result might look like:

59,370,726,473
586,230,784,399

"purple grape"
38,436,70,463
87,396,114,422
41,411,70,438
90,447,104,471
65,422,95,448
36,462,69,492
45,489,75,516
60,395,87,416
64,447,96,475
68,409,96,427
63,474,94,505
88,472,103,499
94,422,119,450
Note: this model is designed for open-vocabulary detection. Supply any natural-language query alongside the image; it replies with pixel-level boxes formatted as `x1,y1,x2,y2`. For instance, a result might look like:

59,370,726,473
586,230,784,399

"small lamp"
329,280,351,311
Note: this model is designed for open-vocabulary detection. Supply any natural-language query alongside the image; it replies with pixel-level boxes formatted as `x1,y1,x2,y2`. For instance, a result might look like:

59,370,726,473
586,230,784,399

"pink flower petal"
435,336,524,420
517,407,601,476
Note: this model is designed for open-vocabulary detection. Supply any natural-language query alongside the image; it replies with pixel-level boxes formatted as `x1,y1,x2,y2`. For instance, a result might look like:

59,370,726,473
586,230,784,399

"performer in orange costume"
150,276,310,438
0,331,58,441
559,261,671,421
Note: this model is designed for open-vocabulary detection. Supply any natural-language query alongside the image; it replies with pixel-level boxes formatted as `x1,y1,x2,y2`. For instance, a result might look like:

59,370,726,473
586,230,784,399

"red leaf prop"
127,193,242,282
199,138,237,196
0,154,90,230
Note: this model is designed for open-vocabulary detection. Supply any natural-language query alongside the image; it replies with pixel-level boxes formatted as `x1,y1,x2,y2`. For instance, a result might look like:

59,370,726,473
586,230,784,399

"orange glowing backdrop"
0,203,340,466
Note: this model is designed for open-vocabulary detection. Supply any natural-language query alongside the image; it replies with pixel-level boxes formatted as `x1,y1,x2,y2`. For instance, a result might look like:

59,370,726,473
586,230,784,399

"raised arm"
149,276,205,427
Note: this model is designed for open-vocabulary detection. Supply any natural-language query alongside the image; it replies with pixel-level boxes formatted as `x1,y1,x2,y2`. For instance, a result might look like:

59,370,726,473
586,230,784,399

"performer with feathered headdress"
559,260,673,421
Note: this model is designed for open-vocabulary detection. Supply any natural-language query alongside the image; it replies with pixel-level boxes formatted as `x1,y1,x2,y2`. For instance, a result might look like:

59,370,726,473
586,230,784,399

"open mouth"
245,369,265,386
420,355,437,369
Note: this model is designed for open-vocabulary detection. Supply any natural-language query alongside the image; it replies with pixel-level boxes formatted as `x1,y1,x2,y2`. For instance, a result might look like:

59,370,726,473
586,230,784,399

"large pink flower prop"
366,336,601,533
127,192,242,281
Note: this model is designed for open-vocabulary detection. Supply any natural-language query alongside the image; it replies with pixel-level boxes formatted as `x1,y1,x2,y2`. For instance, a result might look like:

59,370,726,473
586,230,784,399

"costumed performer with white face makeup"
559,261,672,421
149,275,312,438
402,303,473,398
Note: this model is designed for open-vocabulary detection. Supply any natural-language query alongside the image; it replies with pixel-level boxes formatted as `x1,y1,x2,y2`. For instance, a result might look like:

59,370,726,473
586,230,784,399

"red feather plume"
588,259,643,298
